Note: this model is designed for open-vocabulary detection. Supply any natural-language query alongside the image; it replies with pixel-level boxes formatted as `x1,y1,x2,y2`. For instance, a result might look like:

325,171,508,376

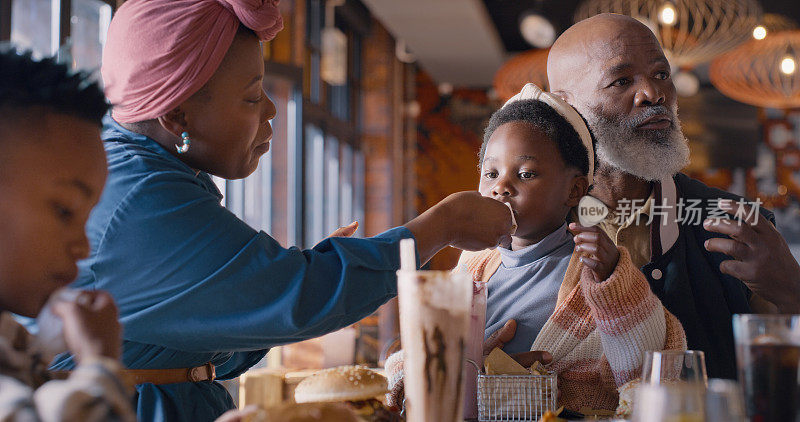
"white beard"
583,103,690,182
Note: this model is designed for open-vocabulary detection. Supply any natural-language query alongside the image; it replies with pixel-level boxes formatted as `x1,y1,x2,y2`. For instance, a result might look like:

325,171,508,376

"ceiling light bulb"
753,25,767,40
438,82,453,96
519,13,556,48
781,56,796,75
674,70,699,97
658,3,677,26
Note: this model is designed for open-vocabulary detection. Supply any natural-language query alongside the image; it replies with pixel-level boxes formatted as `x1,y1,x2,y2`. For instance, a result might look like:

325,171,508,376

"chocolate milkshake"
397,270,472,422
463,280,487,419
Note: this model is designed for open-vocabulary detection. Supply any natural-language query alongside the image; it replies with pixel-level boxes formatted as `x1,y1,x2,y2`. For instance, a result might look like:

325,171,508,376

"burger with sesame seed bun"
294,365,402,421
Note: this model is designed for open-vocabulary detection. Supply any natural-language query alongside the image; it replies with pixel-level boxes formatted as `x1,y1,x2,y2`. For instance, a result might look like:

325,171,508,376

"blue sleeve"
88,169,412,353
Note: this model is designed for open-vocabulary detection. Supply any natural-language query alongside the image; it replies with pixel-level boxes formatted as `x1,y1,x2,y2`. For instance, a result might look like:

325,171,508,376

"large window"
300,129,363,246
266,76,303,246
303,124,325,246
10,0,55,57
5,0,113,75
70,0,111,75
300,0,364,243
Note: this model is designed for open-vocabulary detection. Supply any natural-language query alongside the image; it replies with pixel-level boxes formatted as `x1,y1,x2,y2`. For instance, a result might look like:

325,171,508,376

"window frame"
1,0,116,44
304,0,322,103
1,0,12,41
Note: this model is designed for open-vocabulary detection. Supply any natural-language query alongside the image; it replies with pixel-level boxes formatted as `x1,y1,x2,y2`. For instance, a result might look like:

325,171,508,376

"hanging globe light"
709,30,800,109
492,48,550,102
764,13,799,32
673,70,699,96
753,13,799,40
519,12,557,49
753,25,767,40
574,0,762,68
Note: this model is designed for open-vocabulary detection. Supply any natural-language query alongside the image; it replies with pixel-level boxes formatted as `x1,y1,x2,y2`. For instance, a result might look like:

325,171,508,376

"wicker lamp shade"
574,0,762,68
759,13,798,34
493,48,549,102
710,31,800,109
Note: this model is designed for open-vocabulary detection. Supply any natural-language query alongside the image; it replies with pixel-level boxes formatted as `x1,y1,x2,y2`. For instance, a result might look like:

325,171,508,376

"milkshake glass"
397,270,472,422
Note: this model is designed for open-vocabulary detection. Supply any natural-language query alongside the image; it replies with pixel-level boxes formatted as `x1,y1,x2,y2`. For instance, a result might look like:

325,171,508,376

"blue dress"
52,116,414,421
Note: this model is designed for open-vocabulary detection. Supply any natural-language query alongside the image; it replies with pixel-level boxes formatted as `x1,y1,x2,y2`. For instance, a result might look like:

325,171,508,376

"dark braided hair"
0,48,108,126
480,99,593,176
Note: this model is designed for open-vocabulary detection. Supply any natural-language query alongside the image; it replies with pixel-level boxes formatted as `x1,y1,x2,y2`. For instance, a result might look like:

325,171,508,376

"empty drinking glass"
632,382,704,422
642,350,708,386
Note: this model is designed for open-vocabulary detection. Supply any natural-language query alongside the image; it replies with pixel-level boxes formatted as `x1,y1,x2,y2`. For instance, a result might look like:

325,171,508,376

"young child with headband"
466,83,686,412
387,84,687,413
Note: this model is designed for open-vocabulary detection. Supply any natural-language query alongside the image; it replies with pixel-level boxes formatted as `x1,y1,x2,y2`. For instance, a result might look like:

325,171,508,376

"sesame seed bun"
294,365,389,403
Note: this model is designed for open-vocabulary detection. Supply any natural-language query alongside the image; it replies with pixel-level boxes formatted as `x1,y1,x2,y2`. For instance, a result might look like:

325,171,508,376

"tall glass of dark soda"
733,314,800,422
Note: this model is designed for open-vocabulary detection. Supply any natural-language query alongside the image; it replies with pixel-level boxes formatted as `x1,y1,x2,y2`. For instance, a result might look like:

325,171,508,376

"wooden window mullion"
59,0,71,48
1,0,11,41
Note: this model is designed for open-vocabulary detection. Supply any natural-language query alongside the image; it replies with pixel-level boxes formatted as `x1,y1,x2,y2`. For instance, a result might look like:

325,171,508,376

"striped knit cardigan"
456,246,687,411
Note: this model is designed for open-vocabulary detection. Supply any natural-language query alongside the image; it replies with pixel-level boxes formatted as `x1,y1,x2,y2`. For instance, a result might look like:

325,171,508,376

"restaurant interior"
3,0,800,417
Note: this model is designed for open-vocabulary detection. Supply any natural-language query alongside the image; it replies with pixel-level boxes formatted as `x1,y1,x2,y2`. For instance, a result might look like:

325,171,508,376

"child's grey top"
484,223,574,354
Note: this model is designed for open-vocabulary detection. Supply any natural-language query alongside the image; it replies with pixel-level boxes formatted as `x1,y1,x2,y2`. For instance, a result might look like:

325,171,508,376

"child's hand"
569,223,620,282
52,290,122,361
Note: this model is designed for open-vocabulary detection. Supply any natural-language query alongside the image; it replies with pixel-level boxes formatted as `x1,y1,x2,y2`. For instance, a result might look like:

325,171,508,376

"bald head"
548,14,663,101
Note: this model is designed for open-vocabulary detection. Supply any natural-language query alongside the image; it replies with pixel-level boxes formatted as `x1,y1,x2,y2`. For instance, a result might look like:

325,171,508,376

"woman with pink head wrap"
101,0,283,179
53,0,515,420
103,0,282,124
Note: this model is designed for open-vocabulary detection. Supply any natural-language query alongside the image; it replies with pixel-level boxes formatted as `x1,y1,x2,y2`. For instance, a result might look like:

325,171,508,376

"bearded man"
546,13,800,379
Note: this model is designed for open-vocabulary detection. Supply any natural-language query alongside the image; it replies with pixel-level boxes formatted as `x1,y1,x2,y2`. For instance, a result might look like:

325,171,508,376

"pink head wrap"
101,0,283,123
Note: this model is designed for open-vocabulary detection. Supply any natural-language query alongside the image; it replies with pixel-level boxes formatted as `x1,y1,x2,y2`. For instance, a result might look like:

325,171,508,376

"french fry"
530,361,549,375
538,409,566,422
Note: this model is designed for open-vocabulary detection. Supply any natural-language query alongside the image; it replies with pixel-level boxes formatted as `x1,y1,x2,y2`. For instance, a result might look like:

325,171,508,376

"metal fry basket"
476,370,557,421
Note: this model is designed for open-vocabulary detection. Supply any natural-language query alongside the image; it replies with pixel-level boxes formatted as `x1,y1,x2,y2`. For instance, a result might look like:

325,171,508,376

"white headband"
502,83,594,186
